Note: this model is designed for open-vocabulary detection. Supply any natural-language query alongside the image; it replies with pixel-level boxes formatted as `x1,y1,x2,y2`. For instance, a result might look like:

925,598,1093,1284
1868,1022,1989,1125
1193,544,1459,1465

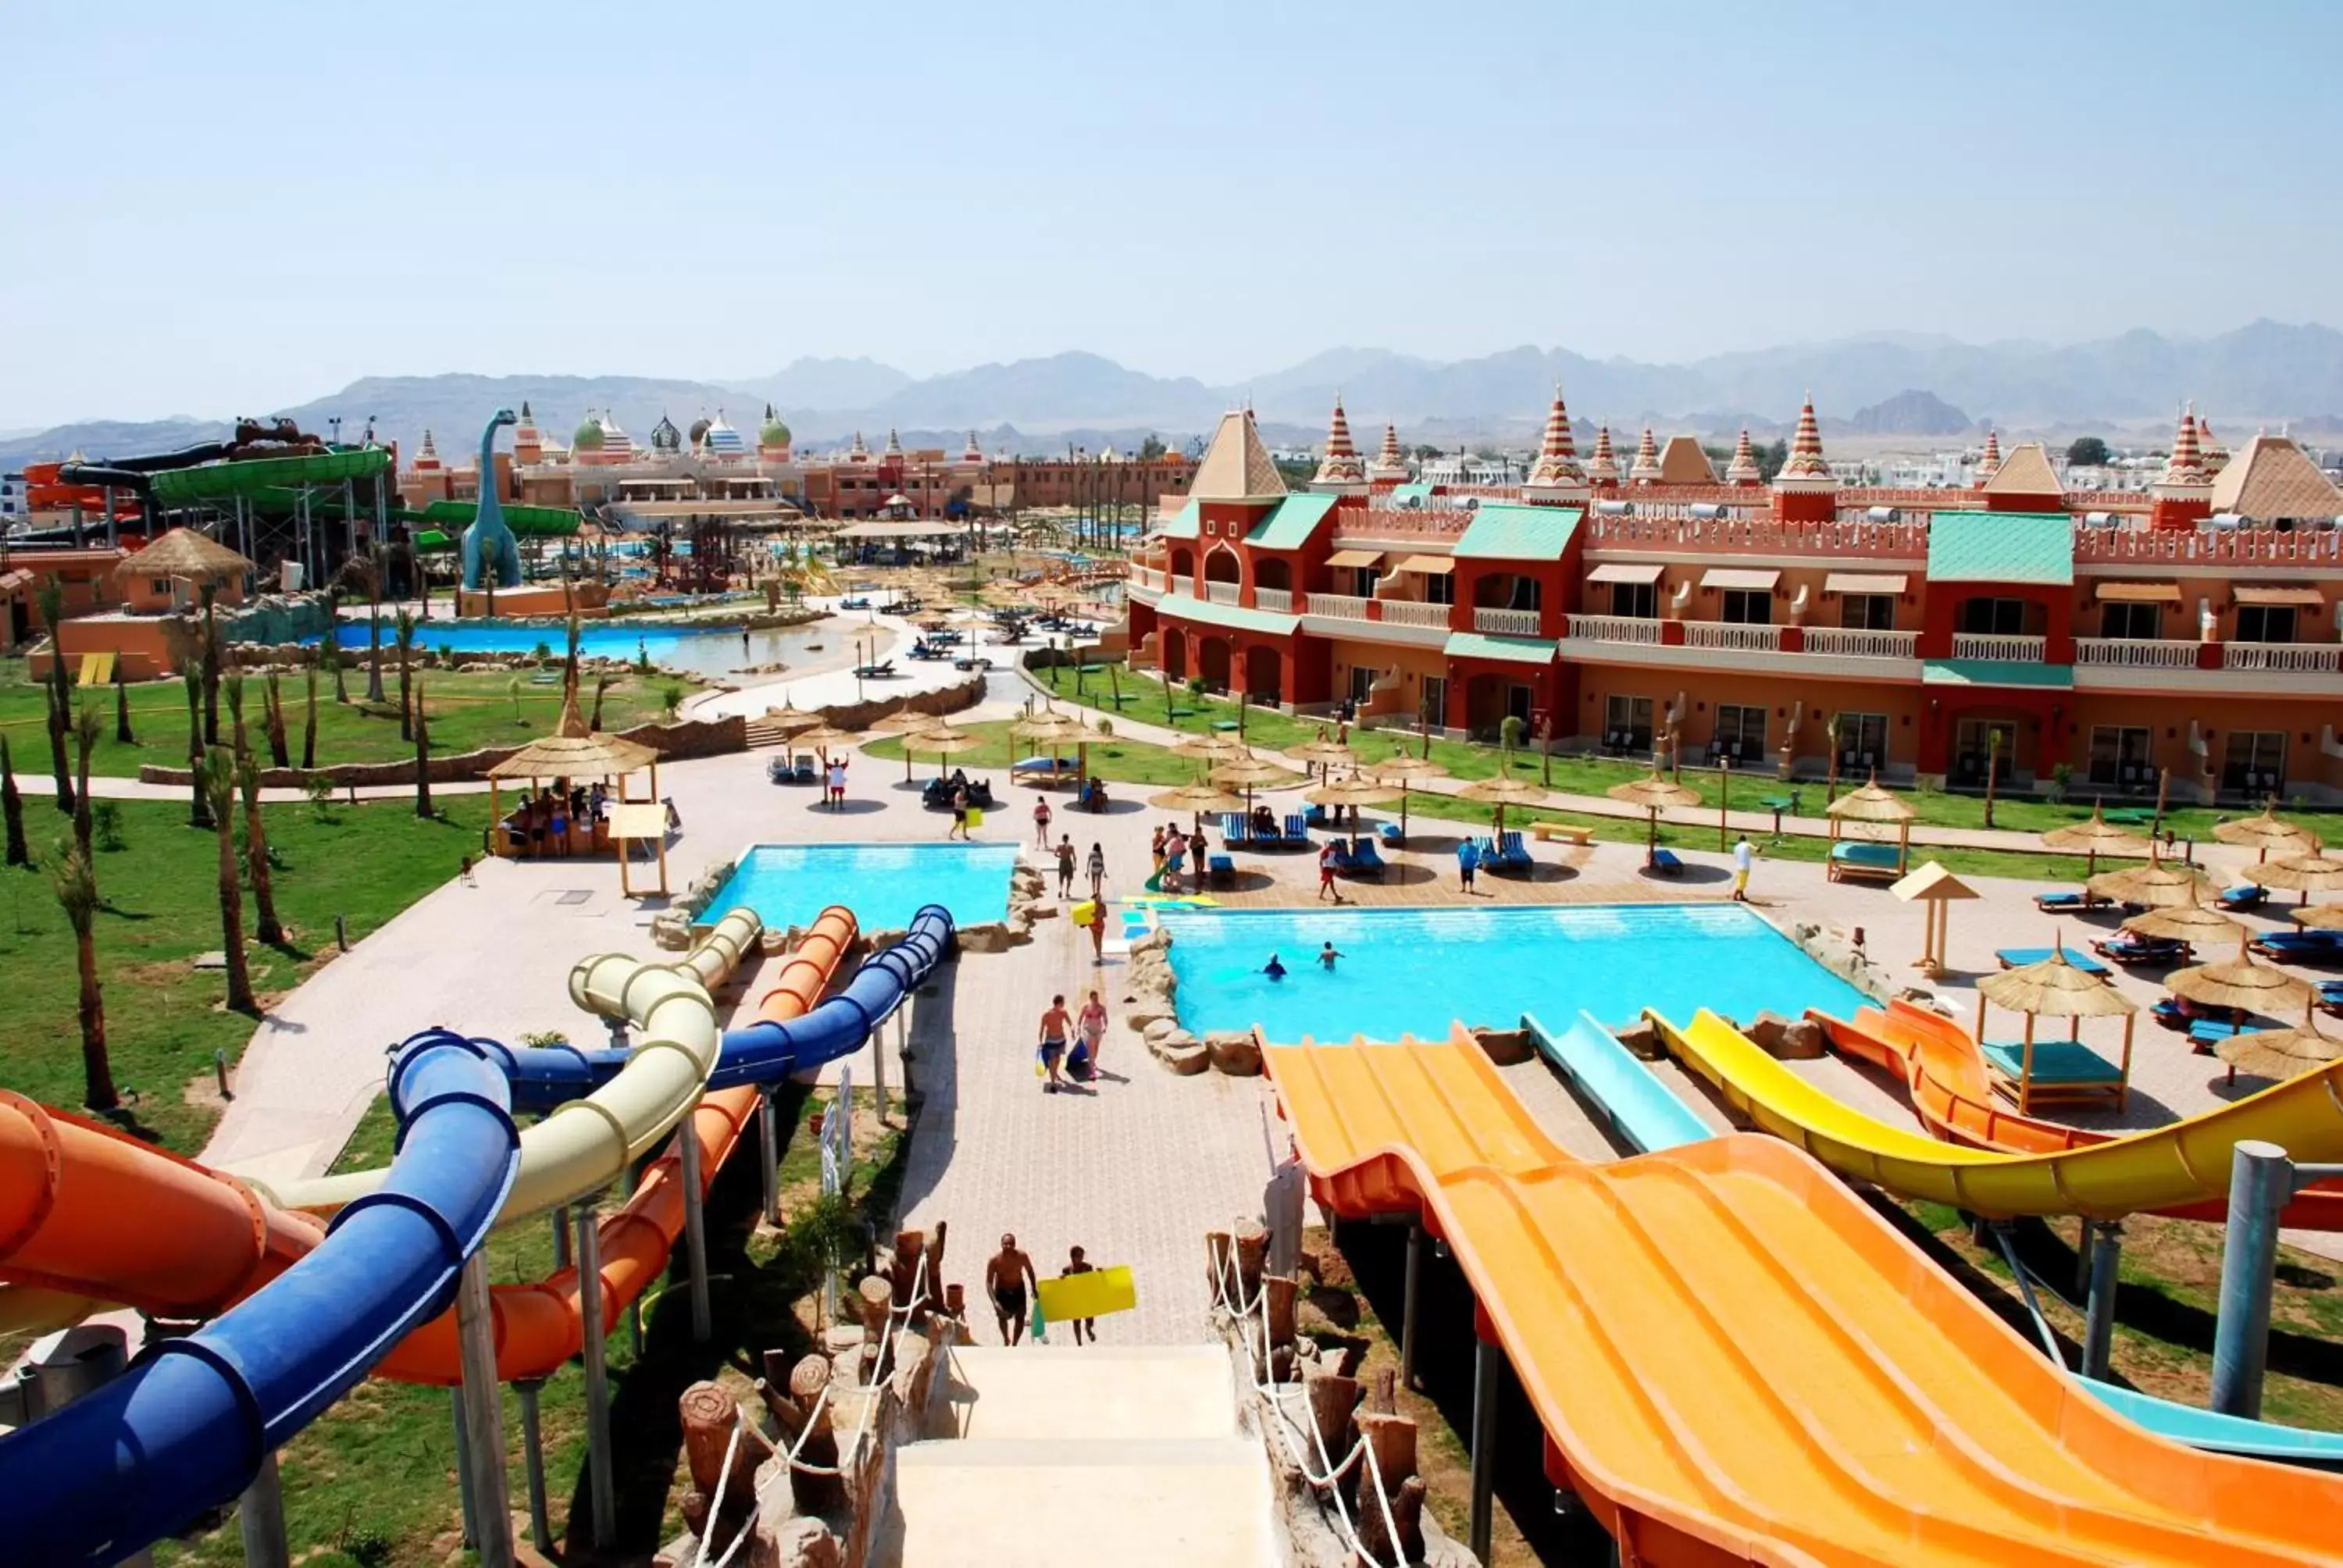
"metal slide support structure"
455,1251,515,1566
574,1193,618,1548
516,1378,554,1555
681,1105,713,1342
2081,1221,2123,1383
2211,1142,2343,1417
551,1203,572,1271
1469,1336,1501,1565
449,1388,476,1548
237,1452,290,1568
1400,1223,1423,1391
759,1087,782,1227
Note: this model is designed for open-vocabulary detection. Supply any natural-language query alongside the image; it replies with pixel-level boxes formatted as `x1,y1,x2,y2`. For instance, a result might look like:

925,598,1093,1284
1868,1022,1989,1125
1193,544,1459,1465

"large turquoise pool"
706,842,1020,933
1157,903,1869,1041
321,618,833,679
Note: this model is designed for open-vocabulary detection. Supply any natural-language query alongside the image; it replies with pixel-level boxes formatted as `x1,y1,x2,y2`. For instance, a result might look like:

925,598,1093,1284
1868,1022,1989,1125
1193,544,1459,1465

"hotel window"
2099,601,2160,640
1720,588,1771,625
1424,570,1455,606
2087,725,2154,789
1609,581,1657,618
1604,694,1654,753
1420,675,1448,727
1839,593,1896,630
1835,711,1888,773
2223,732,2287,794
1958,597,2032,635
1952,719,2018,787
1352,565,1382,597
2234,604,2298,643
1711,703,1766,764
1347,665,1378,706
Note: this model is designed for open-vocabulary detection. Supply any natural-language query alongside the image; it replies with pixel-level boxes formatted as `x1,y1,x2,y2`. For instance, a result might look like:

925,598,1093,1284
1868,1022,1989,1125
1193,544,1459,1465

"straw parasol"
762,700,826,734
2167,938,2313,1018
2245,852,2343,899
1210,756,1296,814
909,723,985,775
1306,772,1400,843
2290,903,2343,932
1366,754,1450,837
1285,737,1358,776
1607,768,1697,865
1011,708,1091,789
1889,861,1977,978
1170,732,1250,765
2121,890,2241,946
2087,849,2210,910
1148,779,1243,846
2042,803,2152,878
868,707,940,782
1974,936,2138,1114
2213,803,2321,863
116,526,254,585
2216,1021,2341,1085
791,723,859,757
485,682,665,892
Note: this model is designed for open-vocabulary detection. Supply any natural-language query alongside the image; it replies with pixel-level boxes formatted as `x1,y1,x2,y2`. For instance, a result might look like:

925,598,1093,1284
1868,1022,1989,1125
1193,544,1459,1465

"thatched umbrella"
1366,754,1449,837
1307,772,1401,844
1606,768,1697,865
2216,1021,2341,1085
910,724,986,782
2121,891,2241,946
763,699,826,734
2042,803,2152,879
2167,938,2314,1019
486,683,664,891
2290,903,2343,932
2213,803,2321,864
868,707,940,782
1170,732,1249,764
791,723,859,761
115,526,255,586
1210,756,1296,814
2087,850,2211,910
1011,709,1090,788
2245,852,2343,903
1148,779,1243,848
1824,775,1917,877
1974,936,2137,1114
1889,861,1977,978
1285,737,1358,779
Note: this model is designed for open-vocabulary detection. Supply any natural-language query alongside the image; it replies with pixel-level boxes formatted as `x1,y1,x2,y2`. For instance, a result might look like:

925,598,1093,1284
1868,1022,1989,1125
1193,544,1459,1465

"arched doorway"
1203,545,1241,590
1161,625,1189,681
1245,644,1283,705
1168,546,1195,583
1198,635,1232,693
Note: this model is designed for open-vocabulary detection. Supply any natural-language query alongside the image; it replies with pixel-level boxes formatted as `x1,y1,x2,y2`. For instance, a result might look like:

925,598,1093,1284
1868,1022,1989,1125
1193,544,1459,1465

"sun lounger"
1995,947,2113,975
2248,930,2343,964
2188,1017,2255,1050
1378,822,1405,847
1349,839,1389,879
1207,853,1236,888
2319,979,2343,1000
1980,1039,2126,1103
1220,811,1250,846
767,756,794,783
1499,830,1533,871
1651,848,1684,876
2092,934,2191,965
852,660,896,679
793,757,816,784
2032,889,2109,913
1282,814,1311,846
1303,804,1330,829
1827,841,1905,882
2217,885,2268,911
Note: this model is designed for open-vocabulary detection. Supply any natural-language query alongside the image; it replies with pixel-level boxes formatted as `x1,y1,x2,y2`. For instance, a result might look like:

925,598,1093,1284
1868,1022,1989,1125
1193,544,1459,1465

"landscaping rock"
1206,1029,1263,1077
1150,1029,1209,1076
1143,1017,1180,1045
1613,1018,1663,1060
958,921,1013,953
1129,927,1171,956
1779,1018,1826,1059
1471,1026,1532,1067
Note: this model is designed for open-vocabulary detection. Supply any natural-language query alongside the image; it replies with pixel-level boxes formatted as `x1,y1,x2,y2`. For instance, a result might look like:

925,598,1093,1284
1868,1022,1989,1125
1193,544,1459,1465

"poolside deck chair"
767,756,793,783
1995,946,2113,976
1497,830,1533,871
1325,840,1359,876
2091,933,2191,966
1349,839,1389,879
1220,811,1250,846
793,756,817,784
1207,853,1236,888
2031,889,2109,914
1827,841,1905,882
1378,821,1405,848
1651,848,1684,876
1282,814,1311,846
2248,930,2343,964
2217,884,2268,911
1303,804,1331,829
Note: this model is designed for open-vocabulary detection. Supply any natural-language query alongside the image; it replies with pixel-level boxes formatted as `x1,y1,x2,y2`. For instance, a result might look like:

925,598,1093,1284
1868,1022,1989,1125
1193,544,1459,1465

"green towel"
1030,1294,1049,1343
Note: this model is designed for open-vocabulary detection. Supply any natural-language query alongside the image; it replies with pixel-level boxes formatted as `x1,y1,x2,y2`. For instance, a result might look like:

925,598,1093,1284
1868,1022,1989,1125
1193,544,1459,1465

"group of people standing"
1036,989,1110,1092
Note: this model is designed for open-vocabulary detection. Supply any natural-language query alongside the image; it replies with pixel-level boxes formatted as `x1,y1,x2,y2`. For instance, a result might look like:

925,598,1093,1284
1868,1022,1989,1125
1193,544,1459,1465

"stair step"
936,1345,1236,1441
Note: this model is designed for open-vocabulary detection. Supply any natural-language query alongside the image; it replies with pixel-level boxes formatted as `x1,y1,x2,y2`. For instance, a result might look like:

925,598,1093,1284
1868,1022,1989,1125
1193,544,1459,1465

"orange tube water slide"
375,905,857,1384
0,1089,323,1322
1264,1032,2343,1567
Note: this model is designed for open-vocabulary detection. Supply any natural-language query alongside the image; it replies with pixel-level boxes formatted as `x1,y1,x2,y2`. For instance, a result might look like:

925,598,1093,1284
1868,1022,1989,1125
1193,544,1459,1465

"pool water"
1157,903,1870,1042
706,842,1021,933
322,618,835,680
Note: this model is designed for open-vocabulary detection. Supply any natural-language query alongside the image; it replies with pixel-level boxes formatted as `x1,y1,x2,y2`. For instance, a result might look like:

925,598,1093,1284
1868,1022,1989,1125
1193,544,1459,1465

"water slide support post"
681,1103,713,1342
448,1388,476,1545
1400,1222,1422,1391
575,1194,618,1548
2213,1141,2288,1418
759,1086,782,1227
551,1203,572,1271
516,1378,554,1555
455,1251,515,1566
2081,1221,2122,1382
1469,1336,1500,1565
237,1451,290,1568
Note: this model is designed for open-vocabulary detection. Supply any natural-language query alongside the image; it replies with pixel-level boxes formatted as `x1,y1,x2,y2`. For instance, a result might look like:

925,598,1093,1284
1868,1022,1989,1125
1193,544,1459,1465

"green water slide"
416,499,582,537
148,447,391,507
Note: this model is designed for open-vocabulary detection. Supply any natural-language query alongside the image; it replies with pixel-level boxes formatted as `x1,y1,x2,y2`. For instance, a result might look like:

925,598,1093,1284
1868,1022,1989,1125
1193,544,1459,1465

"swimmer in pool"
1264,953,1287,982
1319,942,1343,971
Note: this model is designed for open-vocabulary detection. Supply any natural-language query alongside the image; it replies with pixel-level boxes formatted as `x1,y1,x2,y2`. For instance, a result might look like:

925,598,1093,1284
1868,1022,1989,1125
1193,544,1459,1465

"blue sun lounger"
1282,814,1311,846
2032,889,2109,913
1828,841,1905,882
2216,884,2268,911
1995,946,2112,975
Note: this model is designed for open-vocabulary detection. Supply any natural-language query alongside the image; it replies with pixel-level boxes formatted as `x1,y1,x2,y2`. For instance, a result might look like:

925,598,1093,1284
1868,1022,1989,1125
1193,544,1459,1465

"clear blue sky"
5,0,2340,426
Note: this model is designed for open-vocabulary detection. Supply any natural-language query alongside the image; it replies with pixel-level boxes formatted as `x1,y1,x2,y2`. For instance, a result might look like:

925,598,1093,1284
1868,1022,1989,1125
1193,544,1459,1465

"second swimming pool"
1157,903,1870,1042
704,842,1022,933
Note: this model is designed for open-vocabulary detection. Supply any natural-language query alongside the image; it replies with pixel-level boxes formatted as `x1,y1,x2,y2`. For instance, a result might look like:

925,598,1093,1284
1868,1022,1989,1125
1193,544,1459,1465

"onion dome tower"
758,404,793,459
1628,426,1663,486
512,401,543,465
1585,425,1620,488
1521,383,1589,504
1309,396,1369,495
1723,428,1762,486
650,412,683,454
570,412,604,455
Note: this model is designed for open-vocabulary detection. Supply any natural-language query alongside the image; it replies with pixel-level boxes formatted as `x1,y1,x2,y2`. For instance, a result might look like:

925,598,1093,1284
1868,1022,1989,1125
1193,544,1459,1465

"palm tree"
1,736,28,867
412,670,434,818
301,651,320,769
263,674,291,768
1824,712,1844,806
366,540,387,704
199,583,222,746
37,579,73,815
224,673,248,760
590,671,612,729
113,661,132,744
201,749,255,1013
50,837,116,1110
184,668,212,829
72,701,98,864
237,750,284,944
393,609,418,741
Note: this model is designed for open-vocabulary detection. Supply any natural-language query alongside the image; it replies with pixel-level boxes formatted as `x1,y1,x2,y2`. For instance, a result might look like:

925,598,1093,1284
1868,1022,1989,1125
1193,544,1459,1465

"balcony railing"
1565,613,1663,645
1204,581,1239,606
1307,592,1372,620
2224,642,2343,674
1584,512,1926,558
1799,627,1918,660
1683,621,1783,653
1471,607,1542,637
2075,528,2343,565
1950,633,2046,662
1252,586,1292,614
1334,508,1473,544
2073,636,2199,669
1380,599,1450,629
1129,565,1164,592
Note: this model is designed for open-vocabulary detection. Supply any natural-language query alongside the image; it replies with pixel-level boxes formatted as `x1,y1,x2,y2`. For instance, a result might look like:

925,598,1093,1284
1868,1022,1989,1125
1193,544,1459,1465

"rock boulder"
1206,1029,1263,1077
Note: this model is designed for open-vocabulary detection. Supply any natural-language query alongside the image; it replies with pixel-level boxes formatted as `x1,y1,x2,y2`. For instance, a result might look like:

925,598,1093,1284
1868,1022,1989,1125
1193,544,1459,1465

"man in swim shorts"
986,1233,1039,1345
1038,992,1073,1092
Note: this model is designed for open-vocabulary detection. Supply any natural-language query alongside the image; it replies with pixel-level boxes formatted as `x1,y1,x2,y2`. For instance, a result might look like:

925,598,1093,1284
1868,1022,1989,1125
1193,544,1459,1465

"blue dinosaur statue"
461,408,522,591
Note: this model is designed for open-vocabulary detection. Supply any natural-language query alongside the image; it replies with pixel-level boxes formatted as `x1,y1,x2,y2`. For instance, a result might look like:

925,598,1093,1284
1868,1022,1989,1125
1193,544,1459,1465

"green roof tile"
1926,511,2073,586
1159,497,1200,540
1245,493,1337,551
1920,658,2074,690
1154,593,1300,637
1453,503,1583,561
1444,631,1555,666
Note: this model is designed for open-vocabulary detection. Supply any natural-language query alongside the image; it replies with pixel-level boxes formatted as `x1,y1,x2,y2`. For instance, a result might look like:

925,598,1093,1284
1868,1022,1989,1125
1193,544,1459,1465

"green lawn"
0,657,699,780
0,795,488,1153
1037,668,2343,846
155,1085,908,1568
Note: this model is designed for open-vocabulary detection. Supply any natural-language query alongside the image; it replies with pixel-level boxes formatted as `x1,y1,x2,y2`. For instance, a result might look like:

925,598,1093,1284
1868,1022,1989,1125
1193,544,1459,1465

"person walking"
1732,833,1755,902
1150,825,1167,879
1086,841,1106,900
1038,993,1073,1092
1457,835,1480,894
986,1234,1039,1345
1078,989,1109,1074
1033,794,1053,848
948,784,971,840
1081,898,1106,964
1317,840,1343,903
1063,1245,1098,1345
1056,833,1077,897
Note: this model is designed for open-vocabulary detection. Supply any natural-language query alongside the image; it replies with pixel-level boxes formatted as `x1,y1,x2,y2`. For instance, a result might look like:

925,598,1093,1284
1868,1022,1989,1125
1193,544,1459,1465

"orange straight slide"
1265,1032,2343,1568
377,906,856,1384
0,1089,324,1322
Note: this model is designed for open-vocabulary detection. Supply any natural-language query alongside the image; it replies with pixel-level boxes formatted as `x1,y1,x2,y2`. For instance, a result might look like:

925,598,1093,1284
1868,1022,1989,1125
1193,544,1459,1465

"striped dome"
703,411,747,456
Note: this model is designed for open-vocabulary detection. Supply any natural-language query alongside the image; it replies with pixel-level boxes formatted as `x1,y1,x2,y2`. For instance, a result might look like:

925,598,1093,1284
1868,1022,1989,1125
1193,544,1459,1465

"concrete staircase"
744,718,793,750
872,1344,1276,1567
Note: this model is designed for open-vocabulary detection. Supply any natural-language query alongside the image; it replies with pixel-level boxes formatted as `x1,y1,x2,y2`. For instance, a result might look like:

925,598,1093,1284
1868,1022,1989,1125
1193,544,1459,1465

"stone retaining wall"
812,674,982,733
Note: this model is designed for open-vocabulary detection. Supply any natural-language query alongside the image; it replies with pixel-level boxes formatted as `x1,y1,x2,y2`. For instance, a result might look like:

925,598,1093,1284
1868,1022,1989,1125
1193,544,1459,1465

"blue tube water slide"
0,1035,522,1565
1521,1009,2343,1470
485,905,955,1117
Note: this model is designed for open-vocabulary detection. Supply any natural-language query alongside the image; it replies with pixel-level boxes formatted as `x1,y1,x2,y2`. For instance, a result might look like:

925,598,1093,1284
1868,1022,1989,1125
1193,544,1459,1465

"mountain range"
10,321,2343,472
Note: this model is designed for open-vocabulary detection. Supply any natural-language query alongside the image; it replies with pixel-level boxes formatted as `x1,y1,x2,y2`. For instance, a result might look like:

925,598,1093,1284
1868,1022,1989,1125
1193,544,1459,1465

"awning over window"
1394,554,1454,575
1824,572,1908,595
1587,562,1664,585
2233,585,2325,607
1700,567,1781,591
1325,548,1383,569
2095,581,2181,604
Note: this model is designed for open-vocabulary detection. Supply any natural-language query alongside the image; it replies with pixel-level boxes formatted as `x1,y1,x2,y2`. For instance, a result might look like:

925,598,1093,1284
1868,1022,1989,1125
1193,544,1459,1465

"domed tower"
1585,425,1621,490
963,429,984,464
571,410,606,458
687,415,712,453
758,404,793,461
881,428,905,463
512,401,543,465
1522,383,1589,505
2198,415,2229,476
650,412,683,455
846,431,871,463
1771,395,1838,522
1723,428,1762,486
411,428,443,472
1309,397,1369,496
1974,429,2002,486
2149,403,2214,532
703,410,746,458
1628,426,1662,486
1366,422,1409,489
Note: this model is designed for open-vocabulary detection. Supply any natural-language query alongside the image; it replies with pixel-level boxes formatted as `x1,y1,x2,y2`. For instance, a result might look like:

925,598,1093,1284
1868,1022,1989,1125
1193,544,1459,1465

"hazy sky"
6,0,2341,427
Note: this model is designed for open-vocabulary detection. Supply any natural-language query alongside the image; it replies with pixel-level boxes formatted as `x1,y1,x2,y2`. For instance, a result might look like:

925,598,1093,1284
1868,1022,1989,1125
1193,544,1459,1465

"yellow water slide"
1653,1008,2343,1220
1264,1032,2343,1566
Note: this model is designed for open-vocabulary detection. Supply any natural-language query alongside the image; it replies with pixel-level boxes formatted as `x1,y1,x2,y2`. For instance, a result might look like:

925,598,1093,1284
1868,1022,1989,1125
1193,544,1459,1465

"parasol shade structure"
1149,779,1243,845
790,724,859,754
1305,772,1400,843
1888,861,1977,978
868,707,941,781
2087,851,2210,910
1974,935,2136,1115
1210,756,1298,813
1824,778,1919,825
1366,754,1450,837
1011,708,1091,789
2245,853,2343,896
2216,1022,2341,1085
2213,803,2321,863
761,700,827,734
1284,738,1359,775
2042,803,2152,878
2290,904,2343,932
2120,892,2241,945
1170,732,1250,764
2166,939,2313,1017
487,691,659,782
1606,768,1697,864
115,526,254,584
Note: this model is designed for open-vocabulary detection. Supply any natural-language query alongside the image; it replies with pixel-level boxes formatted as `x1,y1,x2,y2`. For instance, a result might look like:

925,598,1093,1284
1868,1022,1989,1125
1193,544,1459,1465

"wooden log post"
1264,1275,1298,1349
1204,1231,1233,1306
1235,1225,1269,1303
1303,1373,1361,1459
1356,1411,1424,1564
856,1275,895,1345
679,1382,775,1549
927,1220,949,1313
1368,1367,1397,1417
888,1229,926,1309
787,1354,847,1515
1354,1474,1428,1567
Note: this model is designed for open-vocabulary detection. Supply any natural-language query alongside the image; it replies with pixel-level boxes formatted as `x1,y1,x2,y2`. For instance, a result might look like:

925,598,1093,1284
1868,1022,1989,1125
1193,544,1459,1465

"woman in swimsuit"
1072,989,1108,1078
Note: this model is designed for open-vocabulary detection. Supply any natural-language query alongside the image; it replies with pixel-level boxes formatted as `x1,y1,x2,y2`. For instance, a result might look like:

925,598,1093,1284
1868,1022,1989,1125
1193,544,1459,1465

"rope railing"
1211,1228,1404,1568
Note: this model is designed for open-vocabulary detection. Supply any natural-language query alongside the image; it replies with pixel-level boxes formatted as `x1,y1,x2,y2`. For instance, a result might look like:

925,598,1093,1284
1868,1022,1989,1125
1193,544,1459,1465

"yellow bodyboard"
1069,900,1098,926
1035,1264,1136,1322
77,652,116,687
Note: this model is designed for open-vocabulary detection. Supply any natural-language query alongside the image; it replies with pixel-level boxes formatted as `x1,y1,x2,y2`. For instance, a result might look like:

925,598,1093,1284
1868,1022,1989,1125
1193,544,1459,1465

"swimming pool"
705,842,1021,933
319,618,836,680
1157,903,1870,1042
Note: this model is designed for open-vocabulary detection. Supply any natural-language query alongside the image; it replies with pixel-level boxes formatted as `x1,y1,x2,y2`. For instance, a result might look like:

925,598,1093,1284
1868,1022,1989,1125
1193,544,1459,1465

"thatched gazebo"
485,686,664,893
1011,709,1089,789
1823,776,1916,881
1974,938,2136,1114
117,526,254,589
2213,803,2320,864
